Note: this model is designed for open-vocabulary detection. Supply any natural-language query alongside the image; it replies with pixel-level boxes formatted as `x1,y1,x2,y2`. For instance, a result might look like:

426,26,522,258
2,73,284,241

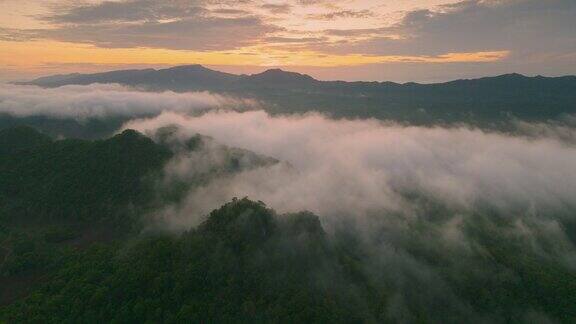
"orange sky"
0,0,573,81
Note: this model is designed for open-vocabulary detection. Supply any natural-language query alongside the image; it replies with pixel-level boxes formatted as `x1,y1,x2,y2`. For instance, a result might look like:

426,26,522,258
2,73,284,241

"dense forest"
1,126,576,323
2,0,576,321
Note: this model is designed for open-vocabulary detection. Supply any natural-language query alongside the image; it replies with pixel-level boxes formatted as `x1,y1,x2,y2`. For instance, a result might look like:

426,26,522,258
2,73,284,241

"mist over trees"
0,65,575,324
1,123,576,323
1,0,575,321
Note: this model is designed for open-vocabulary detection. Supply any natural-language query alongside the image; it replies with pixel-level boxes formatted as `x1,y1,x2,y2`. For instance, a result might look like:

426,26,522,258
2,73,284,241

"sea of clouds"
124,110,576,227
0,83,253,119
124,110,576,323
3,83,576,321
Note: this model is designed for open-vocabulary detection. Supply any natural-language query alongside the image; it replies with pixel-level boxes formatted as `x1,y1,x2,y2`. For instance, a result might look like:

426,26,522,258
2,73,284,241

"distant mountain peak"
164,64,208,71
244,68,317,85
155,64,240,86
495,73,526,79
261,68,288,74
257,68,314,78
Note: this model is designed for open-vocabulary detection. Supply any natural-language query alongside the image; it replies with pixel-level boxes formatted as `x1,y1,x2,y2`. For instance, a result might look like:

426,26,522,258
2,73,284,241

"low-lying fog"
3,83,576,321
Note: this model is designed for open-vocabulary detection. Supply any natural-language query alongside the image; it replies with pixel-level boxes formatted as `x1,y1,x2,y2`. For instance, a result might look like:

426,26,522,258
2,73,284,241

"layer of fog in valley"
2,0,575,320
0,84,252,119
125,110,576,226
2,82,576,321
122,109,576,322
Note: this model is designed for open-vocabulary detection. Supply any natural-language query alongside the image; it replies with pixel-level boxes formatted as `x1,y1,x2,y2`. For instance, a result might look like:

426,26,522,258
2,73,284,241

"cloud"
308,9,374,20
1,0,574,81
40,16,280,51
0,27,35,42
123,110,576,230
323,27,384,37
321,0,576,58
211,8,251,16
24,0,281,51
264,36,328,44
0,84,253,119
512,116,576,145
124,109,576,321
260,3,292,14
45,0,207,24
2,78,569,319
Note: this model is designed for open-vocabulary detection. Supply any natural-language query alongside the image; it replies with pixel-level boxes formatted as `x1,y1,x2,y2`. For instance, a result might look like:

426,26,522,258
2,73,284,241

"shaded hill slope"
23,65,576,123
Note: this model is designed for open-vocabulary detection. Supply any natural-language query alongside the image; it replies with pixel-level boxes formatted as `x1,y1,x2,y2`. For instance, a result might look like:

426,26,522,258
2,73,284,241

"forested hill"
0,127,172,225
1,126,576,322
22,65,576,123
0,126,280,311
0,125,375,321
1,199,379,323
0,126,275,226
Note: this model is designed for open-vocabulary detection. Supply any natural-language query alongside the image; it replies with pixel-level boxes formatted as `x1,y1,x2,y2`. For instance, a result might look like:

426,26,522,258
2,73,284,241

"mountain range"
23,65,576,124
24,65,319,90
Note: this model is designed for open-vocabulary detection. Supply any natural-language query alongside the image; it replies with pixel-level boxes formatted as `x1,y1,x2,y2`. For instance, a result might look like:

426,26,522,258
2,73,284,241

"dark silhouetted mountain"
240,68,318,87
28,73,82,85
23,65,240,91
28,69,157,87
22,66,576,124
149,65,240,90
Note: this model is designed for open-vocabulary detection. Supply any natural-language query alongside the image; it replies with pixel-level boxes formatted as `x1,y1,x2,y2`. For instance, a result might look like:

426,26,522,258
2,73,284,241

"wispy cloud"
0,0,574,80
125,110,576,228
0,83,254,119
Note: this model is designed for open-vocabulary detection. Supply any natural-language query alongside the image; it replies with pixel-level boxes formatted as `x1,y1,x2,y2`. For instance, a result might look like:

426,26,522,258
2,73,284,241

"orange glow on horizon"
0,40,509,74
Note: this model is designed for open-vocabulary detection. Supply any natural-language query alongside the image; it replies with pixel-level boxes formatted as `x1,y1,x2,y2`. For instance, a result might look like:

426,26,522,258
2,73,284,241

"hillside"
0,126,276,226
0,199,378,323
22,65,576,124
0,126,277,306
1,126,576,322
27,65,240,92
0,128,171,226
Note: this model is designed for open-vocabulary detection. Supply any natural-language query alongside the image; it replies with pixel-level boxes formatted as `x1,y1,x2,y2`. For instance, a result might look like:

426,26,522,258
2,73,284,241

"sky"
0,0,574,82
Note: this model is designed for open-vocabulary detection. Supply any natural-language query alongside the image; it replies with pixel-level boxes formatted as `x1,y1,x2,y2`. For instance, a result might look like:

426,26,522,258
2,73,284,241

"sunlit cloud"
0,0,573,80
0,38,509,77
